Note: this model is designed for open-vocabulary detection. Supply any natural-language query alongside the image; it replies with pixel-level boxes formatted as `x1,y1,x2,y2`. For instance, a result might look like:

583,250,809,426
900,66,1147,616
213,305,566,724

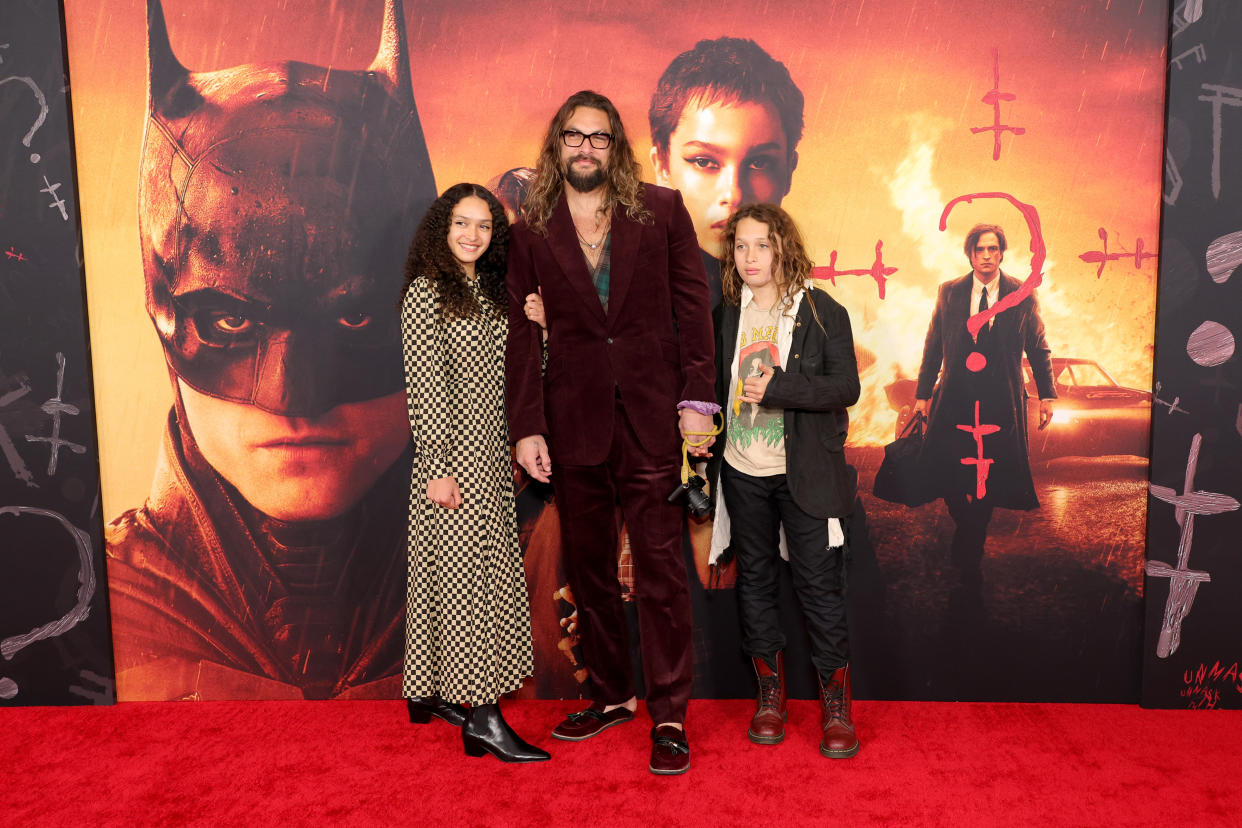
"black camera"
668,474,711,518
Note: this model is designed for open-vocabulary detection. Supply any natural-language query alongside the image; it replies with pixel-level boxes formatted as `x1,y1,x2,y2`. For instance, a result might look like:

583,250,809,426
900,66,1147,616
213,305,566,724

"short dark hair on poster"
648,37,805,164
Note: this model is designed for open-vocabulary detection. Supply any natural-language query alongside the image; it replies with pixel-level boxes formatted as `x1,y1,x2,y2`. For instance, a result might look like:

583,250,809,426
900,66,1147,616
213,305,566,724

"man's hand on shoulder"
516,435,552,483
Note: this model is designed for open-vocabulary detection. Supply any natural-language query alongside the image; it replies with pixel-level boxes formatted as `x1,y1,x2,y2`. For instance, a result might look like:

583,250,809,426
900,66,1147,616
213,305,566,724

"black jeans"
722,462,849,677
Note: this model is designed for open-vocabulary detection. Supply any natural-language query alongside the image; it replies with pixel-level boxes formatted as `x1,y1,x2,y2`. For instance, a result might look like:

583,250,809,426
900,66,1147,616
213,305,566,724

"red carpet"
4,699,1240,826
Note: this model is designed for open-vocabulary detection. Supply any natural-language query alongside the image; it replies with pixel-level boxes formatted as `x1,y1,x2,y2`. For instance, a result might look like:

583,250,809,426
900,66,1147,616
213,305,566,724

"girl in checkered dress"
399,184,547,763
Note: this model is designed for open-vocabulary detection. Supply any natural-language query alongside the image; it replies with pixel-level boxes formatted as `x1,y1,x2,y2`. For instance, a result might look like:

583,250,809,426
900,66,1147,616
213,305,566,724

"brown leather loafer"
649,725,690,775
551,704,635,741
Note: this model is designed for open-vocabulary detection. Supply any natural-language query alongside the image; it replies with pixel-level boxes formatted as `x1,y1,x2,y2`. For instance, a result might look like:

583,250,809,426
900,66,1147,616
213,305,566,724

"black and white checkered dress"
400,278,533,705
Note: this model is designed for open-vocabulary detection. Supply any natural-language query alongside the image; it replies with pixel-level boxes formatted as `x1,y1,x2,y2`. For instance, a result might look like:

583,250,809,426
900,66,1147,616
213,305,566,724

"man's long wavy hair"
522,90,652,234
399,183,509,319
720,203,825,329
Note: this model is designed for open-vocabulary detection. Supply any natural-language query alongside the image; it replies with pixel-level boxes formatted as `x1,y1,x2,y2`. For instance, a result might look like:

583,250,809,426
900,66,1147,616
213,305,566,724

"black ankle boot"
462,703,550,762
407,696,467,727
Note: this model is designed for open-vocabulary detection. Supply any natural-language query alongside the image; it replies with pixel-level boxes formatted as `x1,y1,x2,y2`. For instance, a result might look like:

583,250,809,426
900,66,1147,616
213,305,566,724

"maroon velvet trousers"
552,399,693,725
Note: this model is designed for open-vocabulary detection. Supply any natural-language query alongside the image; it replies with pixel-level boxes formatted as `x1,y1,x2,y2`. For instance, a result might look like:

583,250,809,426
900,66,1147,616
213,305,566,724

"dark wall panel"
1143,0,1242,709
0,0,114,706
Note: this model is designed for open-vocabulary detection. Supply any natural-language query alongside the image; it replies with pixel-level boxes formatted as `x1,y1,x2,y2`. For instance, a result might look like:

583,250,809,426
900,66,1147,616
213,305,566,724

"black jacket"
706,286,860,520
914,271,1055,509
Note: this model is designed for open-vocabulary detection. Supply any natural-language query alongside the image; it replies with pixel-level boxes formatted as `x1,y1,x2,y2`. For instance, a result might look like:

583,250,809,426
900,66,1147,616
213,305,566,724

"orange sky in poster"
63,0,1167,516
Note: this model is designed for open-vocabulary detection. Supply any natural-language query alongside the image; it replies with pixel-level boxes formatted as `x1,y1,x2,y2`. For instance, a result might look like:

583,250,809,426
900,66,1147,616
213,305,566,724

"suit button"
794,353,800,359
606,338,613,344
796,321,802,327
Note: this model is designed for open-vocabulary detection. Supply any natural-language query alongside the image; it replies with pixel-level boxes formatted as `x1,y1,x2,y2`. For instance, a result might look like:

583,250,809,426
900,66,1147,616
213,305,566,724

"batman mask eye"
337,312,372,330
213,314,254,334
192,308,260,345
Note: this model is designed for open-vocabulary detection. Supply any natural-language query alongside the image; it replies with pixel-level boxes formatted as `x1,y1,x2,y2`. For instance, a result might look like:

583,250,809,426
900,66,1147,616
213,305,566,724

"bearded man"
505,90,716,775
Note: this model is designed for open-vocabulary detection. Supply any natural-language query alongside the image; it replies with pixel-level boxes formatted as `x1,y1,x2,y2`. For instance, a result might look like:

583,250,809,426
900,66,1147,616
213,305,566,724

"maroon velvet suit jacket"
505,183,715,465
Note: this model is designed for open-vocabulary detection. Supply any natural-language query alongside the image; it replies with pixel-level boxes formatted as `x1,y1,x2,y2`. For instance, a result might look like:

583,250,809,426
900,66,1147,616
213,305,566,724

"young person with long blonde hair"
705,203,862,757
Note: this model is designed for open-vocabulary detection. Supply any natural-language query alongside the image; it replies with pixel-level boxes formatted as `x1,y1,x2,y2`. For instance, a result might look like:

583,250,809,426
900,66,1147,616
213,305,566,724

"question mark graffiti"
937,191,1047,499
0,75,49,163
0,506,96,700
939,191,1047,373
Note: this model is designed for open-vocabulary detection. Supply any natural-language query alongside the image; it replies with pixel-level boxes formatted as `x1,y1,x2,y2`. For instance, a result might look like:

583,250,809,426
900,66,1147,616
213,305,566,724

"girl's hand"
523,289,546,330
741,362,775,404
427,476,462,509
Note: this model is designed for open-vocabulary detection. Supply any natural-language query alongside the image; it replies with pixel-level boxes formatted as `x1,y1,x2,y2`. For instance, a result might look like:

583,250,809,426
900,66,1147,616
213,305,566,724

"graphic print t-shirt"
724,301,786,477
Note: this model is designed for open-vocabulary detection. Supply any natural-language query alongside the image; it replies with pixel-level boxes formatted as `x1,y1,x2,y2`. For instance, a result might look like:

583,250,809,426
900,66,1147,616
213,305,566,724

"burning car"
884,358,1151,459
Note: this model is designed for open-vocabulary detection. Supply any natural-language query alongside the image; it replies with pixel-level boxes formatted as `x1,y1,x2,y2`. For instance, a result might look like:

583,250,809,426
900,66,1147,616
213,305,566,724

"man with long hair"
505,90,717,775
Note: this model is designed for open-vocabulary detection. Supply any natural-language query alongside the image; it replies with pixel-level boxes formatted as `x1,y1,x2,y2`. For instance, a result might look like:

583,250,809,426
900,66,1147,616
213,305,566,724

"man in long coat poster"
913,223,1057,624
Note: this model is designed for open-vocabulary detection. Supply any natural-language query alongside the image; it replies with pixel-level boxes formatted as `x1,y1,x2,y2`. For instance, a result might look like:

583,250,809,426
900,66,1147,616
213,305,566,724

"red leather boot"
748,654,787,745
819,664,859,758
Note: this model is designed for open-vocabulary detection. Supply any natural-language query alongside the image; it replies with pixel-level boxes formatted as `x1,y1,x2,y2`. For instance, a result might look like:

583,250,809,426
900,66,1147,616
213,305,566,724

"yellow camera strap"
680,416,722,483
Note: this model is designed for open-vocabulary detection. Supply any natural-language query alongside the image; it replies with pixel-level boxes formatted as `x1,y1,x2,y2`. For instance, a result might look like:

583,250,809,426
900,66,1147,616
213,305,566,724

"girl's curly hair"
399,183,510,319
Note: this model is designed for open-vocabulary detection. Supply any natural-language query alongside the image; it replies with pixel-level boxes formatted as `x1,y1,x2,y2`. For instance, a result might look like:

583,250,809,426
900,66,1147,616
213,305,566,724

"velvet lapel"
547,194,606,324
604,206,640,325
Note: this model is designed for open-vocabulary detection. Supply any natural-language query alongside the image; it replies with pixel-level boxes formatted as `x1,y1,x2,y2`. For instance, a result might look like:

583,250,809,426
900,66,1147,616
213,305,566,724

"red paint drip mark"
957,400,1000,500
939,191,1046,372
811,240,895,299
969,47,1026,161
1078,228,1157,278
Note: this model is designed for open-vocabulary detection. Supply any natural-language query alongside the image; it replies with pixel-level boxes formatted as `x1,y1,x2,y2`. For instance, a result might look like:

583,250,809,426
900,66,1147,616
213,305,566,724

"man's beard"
564,157,607,193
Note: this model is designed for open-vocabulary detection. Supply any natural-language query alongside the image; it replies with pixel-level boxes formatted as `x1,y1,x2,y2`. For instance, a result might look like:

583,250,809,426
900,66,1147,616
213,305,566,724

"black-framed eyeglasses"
561,130,613,149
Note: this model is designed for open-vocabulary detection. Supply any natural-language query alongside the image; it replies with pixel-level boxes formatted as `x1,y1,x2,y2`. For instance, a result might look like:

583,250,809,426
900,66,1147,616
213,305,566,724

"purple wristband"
678,400,722,416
